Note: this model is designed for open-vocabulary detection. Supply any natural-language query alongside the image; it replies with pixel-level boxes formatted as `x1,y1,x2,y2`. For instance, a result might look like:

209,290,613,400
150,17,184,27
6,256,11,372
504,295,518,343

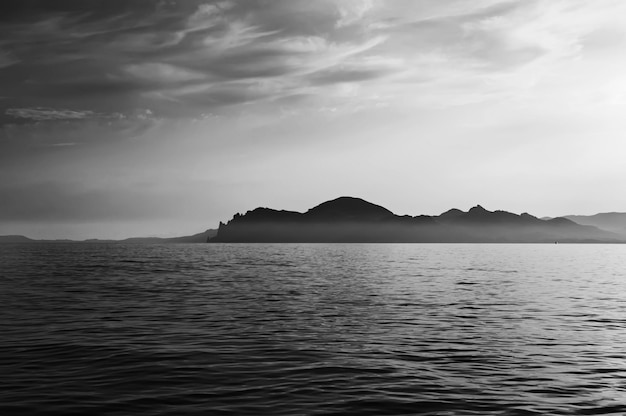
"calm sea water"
1,243,626,415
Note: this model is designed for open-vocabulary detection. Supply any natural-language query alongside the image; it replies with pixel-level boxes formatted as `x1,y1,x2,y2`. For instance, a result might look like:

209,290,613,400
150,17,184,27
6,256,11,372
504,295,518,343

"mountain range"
210,197,624,243
3,198,626,244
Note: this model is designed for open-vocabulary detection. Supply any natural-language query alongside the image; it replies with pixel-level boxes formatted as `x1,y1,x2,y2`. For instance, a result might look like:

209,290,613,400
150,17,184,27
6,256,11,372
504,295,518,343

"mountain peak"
441,208,463,215
438,208,464,220
468,205,489,213
305,196,394,221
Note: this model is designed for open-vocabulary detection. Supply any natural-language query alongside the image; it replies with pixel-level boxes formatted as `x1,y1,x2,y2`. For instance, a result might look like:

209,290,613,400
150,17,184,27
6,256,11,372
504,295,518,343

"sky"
2,0,626,239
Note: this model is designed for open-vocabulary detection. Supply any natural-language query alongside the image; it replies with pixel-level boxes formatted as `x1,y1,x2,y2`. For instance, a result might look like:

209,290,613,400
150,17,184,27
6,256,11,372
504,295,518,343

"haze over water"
2,243,626,415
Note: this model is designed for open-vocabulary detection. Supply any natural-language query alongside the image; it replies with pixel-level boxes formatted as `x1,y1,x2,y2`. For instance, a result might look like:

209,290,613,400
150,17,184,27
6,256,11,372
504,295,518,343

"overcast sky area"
2,0,626,239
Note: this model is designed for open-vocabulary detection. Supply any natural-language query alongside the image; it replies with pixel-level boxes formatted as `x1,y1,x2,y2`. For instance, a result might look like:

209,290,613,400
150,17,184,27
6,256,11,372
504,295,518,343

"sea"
1,243,625,415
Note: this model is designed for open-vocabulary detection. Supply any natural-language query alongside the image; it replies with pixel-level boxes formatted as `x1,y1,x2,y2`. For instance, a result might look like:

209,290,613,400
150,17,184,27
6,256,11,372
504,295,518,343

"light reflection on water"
1,243,626,415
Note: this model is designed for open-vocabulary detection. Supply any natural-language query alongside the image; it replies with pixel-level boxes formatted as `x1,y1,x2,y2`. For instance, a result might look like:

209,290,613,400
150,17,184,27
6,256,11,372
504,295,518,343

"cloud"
0,49,19,68
186,1,235,32
309,55,404,85
0,108,157,154
121,63,208,84
336,0,375,28
353,0,626,109
51,142,78,147
5,107,96,121
0,0,393,122
1,0,625,124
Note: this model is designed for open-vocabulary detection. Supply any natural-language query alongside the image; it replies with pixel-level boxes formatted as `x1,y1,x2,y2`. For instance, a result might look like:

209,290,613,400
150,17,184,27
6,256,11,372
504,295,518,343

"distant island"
210,197,624,243
0,230,217,244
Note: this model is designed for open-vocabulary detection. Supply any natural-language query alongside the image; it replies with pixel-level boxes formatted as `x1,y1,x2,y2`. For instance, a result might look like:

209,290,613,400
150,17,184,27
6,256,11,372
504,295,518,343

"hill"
0,230,217,244
210,197,621,243
563,213,626,237
0,235,36,243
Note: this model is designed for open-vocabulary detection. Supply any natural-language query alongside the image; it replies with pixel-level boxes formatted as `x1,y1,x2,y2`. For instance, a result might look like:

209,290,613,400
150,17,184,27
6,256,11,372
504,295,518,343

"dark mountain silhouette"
305,197,394,221
438,208,465,221
561,213,626,237
211,197,622,243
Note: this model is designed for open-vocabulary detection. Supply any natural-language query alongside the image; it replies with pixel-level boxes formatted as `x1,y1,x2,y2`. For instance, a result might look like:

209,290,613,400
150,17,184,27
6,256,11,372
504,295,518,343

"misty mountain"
115,229,218,244
0,235,36,243
562,213,626,237
0,230,217,244
211,197,621,243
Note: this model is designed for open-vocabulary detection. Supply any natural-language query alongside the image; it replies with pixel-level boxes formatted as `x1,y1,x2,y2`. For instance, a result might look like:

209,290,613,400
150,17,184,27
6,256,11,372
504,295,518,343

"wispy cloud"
6,107,96,121
0,1,393,121
0,49,19,68
1,0,625,123
51,142,78,147
336,0,375,28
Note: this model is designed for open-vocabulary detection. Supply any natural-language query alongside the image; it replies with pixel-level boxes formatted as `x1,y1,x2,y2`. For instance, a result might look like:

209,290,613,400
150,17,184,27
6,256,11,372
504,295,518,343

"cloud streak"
6,107,96,121
0,49,19,68
1,0,625,124
0,0,392,122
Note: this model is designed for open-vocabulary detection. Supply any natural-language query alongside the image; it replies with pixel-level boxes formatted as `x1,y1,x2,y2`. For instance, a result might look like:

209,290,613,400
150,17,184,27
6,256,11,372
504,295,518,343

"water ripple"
1,243,626,415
